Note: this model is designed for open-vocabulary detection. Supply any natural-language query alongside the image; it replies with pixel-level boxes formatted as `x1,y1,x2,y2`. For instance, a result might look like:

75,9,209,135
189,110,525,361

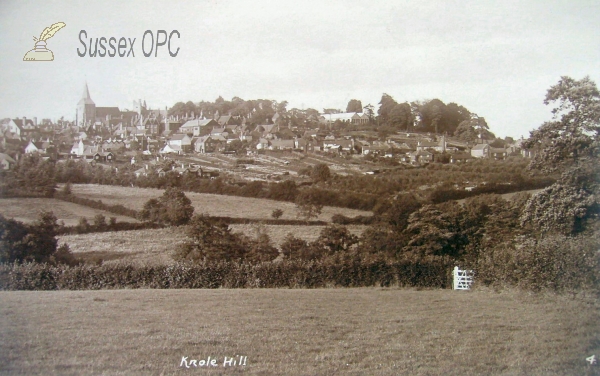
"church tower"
77,82,96,127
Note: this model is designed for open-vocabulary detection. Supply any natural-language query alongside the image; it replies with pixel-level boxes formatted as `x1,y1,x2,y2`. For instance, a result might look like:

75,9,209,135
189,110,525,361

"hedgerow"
0,258,453,290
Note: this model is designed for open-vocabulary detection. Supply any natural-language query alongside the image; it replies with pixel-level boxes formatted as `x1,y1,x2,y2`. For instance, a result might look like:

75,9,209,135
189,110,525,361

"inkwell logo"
23,22,66,61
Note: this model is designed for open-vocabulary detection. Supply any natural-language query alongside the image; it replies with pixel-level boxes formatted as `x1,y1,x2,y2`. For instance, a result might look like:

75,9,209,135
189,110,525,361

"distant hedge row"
428,177,555,203
56,221,164,235
55,192,138,218
210,216,328,226
0,259,453,290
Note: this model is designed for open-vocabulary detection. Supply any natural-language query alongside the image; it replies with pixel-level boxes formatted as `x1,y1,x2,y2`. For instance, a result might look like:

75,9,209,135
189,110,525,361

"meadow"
58,225,369,265
0,198,138,226
0,288,598,375
68,184,372,221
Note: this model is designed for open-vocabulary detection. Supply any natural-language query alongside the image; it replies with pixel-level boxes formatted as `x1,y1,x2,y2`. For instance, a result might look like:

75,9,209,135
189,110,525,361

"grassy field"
0,288,598,375
59,225,369,265
68,184,372,222
0,198,138,226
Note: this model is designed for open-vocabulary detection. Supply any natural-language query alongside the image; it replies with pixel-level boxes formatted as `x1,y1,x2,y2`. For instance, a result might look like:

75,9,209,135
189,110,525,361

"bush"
174,214,247,262
271,209,283,219
0,211,73,265
138,187,194,226
474,234,600,292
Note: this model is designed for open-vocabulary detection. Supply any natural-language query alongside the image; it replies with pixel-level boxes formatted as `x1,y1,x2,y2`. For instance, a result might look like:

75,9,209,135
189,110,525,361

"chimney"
22,116,26,127
33,117,37,126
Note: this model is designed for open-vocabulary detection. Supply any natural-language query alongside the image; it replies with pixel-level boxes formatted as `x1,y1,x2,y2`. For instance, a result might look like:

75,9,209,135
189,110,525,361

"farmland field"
59,225,369,265
1,288,598,375
68,184,372,221
0,198,138,226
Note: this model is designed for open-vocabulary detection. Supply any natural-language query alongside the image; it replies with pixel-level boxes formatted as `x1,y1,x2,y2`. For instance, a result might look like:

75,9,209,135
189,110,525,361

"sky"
0,0,598,139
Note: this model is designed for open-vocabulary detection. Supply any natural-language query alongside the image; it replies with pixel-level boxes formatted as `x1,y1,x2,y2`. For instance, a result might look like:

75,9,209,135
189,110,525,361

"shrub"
174,214,246,262
271,209,283,219
0,211,73,265
138,187,194,226
474,234,600,292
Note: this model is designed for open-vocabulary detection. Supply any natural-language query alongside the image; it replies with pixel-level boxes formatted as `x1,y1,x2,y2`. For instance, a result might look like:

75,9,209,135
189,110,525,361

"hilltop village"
0,83,533,183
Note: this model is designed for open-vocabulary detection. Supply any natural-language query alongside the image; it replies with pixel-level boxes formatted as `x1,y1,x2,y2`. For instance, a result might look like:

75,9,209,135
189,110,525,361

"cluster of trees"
174,215,279,263
172,213,361,264
167,92,499,140
376,94,492,138
0,154,56,197
521,75,599,235
169,97,322,128
138,188,195,226
0,211,76,265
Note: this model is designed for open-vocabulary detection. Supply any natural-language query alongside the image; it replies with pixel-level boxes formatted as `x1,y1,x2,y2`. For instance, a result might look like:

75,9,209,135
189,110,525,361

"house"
471,144,490,158
362,142,390,156
69,140,114,161
256,138,270,150
255,124,277,136
0,153,16,170
407,150,433,164
450,153,473,163
319,112,369,125
416,141,439,152
24,140,44,154
6,117,37,139
194,135,226,153
215,115,239,127
294,138,314,152
211,127,230,137
490,147,508,160
167,134,192,153
160,144,178,154
471,144,507,159
323,139,354,153
269,139,295,150
179,119,217,137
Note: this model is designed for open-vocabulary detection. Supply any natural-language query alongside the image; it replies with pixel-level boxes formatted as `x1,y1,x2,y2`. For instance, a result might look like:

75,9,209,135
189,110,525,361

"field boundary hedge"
0,259,453,290
55,192,138,218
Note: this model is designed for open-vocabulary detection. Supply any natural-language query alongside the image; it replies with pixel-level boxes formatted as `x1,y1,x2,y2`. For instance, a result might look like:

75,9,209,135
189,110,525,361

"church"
75,83,167,136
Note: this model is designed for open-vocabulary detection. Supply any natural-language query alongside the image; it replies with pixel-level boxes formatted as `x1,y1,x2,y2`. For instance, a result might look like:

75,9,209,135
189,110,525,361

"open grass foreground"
1,289,599,375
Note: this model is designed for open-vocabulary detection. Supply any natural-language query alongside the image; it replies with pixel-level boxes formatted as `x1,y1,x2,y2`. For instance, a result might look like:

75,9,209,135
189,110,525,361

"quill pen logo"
23,22,66,61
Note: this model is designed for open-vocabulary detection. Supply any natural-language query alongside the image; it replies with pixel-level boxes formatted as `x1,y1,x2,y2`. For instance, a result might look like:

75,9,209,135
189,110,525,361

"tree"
243,222,279,263
93,213,107,230
346,99,363,113
174,214,245,262
280,233,314,260
521,76,600,234
0,211,70,264
454,114,494,143
295,190,324,221
378,94,398,122
402,202,470,259
523,76,600,173
363,104,375,124
388,103,414,131
267,180,298,201
374,193,422,230
138,188,194,226
5,154,56,197
314,225,358,254
311,163,331,182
